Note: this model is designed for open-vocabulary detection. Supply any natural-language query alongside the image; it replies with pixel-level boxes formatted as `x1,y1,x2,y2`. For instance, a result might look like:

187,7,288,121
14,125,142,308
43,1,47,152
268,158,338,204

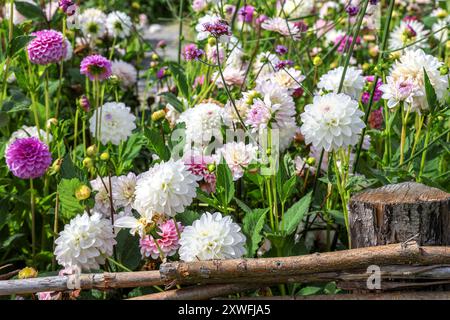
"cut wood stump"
349,182,450,248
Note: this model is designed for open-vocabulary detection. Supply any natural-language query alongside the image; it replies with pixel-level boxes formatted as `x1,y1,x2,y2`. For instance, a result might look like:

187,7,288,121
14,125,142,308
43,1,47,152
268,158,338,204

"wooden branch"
224,292,450,300
159,242,450,284
0,270,20,281
0,270,161,296
128,284,260,300
2,243,450,296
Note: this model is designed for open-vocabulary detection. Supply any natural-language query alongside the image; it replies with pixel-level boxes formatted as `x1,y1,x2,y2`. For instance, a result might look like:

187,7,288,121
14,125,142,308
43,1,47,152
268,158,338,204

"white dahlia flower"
389,49,448,111
246,81,297,131
8,125,52,146
379,76,423,109
111,60,137,88
90,176,115,216
79,8,107,39
253,52,280,78
106,11,132,38
317,66,365,99
177,102,223,148
272,67,305,93
133,159,199,218
300,93,365,152
64,40,73,61
432,18,449,43
217,142,258,180
388,20,429,51
89,102,136,145
112,172,137,215
179,212,246,261
54,212,116,270
213,66,245,88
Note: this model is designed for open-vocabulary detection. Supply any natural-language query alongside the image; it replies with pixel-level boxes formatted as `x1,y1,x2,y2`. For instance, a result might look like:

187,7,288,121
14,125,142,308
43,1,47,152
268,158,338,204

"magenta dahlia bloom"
80,55,112,81
59,0,76,15
27,30,67,65
335,35,361,53
5,137,52,179
238,5,255,23
184,154,216,193
183,44,204,61
362,76,383,104
139,220,183,259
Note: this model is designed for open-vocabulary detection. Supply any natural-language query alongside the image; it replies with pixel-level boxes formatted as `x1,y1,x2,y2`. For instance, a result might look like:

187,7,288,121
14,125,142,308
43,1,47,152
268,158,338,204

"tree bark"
128,284,260,300
159,242,450,284
349,182,450,248
224,291,450,300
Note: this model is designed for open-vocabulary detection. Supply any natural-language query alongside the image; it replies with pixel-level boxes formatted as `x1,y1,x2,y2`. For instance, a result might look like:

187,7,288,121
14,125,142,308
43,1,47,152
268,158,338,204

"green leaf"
119,133,146,172
234,197,252,214
176,210,200,226
9,35,34,57
0,111,9,128
280,175,297,204
242,208,268,257
280,192,312,235
57,178,85,221
215,159,235,208
144,128,170,161
168,62,190,100
0,233,25,249
298,286,322,296
424,68,438,113
15,1,46,21
158,92,186,113
115,229,141,270
60,153,85,181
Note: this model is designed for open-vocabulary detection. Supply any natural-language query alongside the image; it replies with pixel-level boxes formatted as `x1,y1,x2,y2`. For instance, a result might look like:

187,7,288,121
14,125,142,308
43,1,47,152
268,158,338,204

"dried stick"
128,283,260,300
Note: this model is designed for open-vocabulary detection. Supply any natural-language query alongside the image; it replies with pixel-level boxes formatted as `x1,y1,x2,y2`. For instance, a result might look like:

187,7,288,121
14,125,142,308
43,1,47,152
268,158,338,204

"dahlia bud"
150,61,159,68
46,118,58,129
131,1,140,9
86,145,98,157
207,37,217,46
109,75,120,85
306,157,316,166
440,66,448,75
18,267,38,279
157,40,167,49
151,109,166,122
266,147,271,156
369,45,379,57
80,95,90,112
82,157,94,169
207,163,216,172
151,53,159,61
75,185,91,200
437,115,444,121
313,56,323,66
99,152,110,161
330,61,339,69
437,10,448,19
389,51,401,60
51,158,62,174
362,63,370,71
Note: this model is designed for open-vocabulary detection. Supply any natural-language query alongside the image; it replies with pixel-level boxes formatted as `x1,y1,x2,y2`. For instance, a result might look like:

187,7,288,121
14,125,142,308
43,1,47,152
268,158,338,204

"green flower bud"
75,185,91,201
100,152,110,161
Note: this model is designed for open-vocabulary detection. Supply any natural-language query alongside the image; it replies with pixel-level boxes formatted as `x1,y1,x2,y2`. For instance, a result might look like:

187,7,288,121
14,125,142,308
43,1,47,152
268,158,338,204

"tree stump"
349,182,450,248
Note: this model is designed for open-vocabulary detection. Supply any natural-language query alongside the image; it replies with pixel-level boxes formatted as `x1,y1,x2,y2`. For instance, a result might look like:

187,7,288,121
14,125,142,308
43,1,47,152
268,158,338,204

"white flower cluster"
379,49,448,113
54,212,116,270
89,102,136,145
179,212,246,261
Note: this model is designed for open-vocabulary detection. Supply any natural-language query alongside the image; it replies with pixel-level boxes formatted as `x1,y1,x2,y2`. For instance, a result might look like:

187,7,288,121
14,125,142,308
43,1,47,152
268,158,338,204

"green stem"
0,0,14,107
418,116,433,182
177,0,184,64
30,179,36,259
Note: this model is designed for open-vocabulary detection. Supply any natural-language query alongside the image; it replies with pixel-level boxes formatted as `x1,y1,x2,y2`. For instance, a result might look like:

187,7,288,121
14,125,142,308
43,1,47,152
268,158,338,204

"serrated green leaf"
144,128,170,161
234,197,252,214
176,209,200,226
424,68,438,113
57,178,85,221
168,62,190,100
115,229,141,270
215,159,235,208
242,208,268,257
281,192,312,235
159,92,186,113
60,153,85,181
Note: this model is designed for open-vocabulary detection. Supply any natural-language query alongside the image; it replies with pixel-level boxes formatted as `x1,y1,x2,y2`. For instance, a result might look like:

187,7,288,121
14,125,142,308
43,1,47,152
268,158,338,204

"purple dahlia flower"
183,44,204,61
6,137,52,179
27,29,67,65
80,55,112,81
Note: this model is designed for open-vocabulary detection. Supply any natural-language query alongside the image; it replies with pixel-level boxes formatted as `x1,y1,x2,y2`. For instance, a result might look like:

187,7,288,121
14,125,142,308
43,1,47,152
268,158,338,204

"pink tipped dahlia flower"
27,29,67,65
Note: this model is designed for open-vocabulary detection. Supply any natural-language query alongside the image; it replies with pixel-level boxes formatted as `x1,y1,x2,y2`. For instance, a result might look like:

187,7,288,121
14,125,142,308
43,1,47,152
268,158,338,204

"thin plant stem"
418,116,433,181
177,0,184,64
30,179,36,258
